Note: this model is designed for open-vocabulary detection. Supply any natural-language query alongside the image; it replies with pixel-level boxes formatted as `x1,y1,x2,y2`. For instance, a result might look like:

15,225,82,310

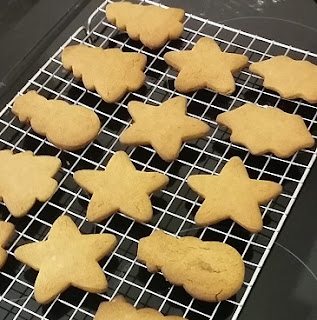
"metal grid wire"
1,0,317,319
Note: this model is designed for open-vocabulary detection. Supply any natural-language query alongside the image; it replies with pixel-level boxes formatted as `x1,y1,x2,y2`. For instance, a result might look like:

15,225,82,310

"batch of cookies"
1,1,316,319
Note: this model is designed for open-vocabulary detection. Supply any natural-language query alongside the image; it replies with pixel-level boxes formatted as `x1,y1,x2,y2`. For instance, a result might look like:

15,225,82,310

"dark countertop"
0,1,317,319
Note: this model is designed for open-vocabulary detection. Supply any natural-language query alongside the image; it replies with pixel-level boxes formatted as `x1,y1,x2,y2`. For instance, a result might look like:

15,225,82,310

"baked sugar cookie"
15,215,117,304
164,37,248,94
137,230,245,302
249,56,317,103
106,2,184,49
0,221,15,269
188,157,282,233
120,97,210,162
0,150,60,218
62,45,147,103
217,103,314,158
94,296,185,320
13,91,100,150
74,151,168,223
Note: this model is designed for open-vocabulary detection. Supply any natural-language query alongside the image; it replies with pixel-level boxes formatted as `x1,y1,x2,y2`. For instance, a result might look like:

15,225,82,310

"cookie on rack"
164,37,248,95
106,1,185,49
217,103,315,158
74,151,169,223
0,221,15,269
15,215,117,304
94,296,185,320
13,91,101,150
249,56,317,103
187,157,282,233
0,150,61,218
137,230,245,302
119,96,210,162
62,44,147,103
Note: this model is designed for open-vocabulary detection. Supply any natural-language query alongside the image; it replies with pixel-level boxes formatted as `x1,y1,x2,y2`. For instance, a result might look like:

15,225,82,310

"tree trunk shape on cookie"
12,91,101,150
137,230,245,302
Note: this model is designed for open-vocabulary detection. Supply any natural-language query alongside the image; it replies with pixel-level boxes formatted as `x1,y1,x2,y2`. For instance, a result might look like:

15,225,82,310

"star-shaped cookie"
62,44,147,103
249,56,317,103
73,151,169,223
217,103,315,158
14,215,117,304
119,97,210,161
106,2,184,49
187,157,282,233
164,37,248,94
0,221,15,269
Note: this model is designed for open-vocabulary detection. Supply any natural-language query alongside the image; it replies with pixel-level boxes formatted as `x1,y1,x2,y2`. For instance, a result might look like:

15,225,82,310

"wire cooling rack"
1,0,317,319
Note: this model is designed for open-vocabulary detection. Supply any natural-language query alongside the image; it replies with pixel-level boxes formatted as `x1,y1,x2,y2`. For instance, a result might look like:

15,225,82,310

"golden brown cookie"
119,97,210,162
74,151,168,223
249,56,317,103
217,103,315,158
94,296,185,320
137,230,245,302
188,157,282,233
0,221,15,269
0,150,61,218
13,91,100,150
106,2,184,49
15,215,117,304
164,37,248,94
62,44,147,103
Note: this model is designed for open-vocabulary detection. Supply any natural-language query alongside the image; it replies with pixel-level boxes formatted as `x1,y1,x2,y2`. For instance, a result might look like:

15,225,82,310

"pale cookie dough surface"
120,96,210,162
249,56,317,104
164,37,248,94
94,296,185,320
0,221,15,269
106,2,184,49
62,44,147,103
0,150,61,218
13,91,100,150
74,151,169,223
15,215,117,304
137,230,245,302
217,103,314,158
188,157,282,233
